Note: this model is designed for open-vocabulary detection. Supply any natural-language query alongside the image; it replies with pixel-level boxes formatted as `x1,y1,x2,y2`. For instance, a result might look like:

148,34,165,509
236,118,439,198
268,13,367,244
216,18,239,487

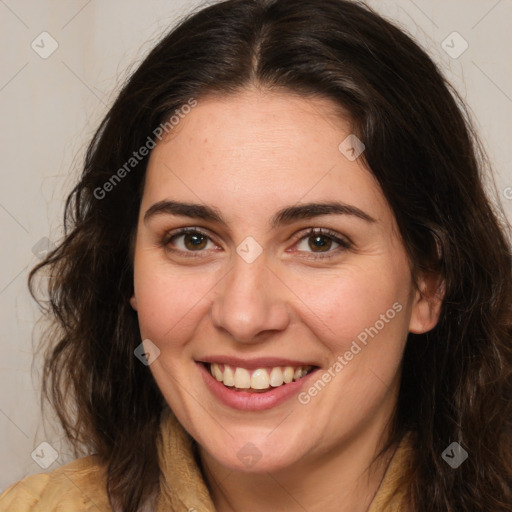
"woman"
1,0,511,510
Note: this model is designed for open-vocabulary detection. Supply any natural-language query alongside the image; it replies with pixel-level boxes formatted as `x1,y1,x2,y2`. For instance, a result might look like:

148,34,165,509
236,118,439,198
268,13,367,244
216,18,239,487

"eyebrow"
143,200,377,228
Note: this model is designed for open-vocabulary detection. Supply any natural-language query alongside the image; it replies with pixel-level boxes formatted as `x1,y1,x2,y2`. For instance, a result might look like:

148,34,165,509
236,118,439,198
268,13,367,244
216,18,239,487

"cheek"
289,262,411,446
133,257,215,348
291,259,411,350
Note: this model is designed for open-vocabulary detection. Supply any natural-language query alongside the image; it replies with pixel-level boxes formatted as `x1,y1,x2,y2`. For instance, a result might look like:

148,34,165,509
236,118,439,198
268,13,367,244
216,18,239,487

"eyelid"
161,226,220,248
291,227,352,247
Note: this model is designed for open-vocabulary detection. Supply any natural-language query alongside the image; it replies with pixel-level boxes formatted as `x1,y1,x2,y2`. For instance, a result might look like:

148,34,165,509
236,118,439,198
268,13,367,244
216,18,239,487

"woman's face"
131,88,440,473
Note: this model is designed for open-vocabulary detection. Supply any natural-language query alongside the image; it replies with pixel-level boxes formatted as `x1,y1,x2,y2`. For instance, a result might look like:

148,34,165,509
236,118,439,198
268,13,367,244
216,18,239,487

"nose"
210,254,290,344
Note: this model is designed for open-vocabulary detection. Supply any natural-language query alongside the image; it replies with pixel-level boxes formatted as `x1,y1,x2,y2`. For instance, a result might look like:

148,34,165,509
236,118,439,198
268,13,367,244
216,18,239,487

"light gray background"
1,0,511,491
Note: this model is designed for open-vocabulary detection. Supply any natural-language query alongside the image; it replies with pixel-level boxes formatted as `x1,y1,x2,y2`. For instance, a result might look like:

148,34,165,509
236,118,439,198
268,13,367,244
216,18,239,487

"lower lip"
197,362,320,411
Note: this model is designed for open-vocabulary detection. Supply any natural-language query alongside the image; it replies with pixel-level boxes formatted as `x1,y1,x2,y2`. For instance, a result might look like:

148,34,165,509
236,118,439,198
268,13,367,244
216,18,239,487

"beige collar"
155,406,412,512
156,407,216,511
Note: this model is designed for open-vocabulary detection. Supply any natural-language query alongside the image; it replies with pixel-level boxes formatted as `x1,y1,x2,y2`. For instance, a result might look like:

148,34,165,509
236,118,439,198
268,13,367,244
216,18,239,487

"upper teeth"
209,363,313,390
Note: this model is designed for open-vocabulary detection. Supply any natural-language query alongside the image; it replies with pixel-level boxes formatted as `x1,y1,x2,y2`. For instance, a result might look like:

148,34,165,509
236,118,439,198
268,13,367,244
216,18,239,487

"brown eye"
294,228,351,259
163,228,216,254
308,234,333,252
182,232,208,250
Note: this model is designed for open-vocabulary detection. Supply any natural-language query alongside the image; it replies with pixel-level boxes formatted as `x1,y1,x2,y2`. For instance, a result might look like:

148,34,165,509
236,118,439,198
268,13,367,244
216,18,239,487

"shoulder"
0,455,112,511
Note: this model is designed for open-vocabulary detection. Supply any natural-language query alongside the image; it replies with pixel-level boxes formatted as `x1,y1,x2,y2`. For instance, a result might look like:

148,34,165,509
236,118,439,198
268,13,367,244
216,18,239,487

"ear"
130,293,138,311
408,272,445,334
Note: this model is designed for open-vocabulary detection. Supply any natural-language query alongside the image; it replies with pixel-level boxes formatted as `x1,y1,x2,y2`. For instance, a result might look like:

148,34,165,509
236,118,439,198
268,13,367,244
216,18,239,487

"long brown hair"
29,0,512,510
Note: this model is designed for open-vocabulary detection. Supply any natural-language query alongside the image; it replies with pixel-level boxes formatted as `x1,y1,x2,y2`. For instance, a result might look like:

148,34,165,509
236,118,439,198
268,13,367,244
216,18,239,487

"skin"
130,87,443,512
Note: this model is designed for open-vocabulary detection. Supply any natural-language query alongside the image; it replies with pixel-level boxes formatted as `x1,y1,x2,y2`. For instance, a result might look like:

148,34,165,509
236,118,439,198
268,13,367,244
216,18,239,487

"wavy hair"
29,0,512,510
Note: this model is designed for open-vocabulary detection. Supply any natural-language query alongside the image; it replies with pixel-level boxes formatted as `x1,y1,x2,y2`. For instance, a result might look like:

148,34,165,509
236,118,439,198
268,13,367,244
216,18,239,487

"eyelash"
160,227,352,260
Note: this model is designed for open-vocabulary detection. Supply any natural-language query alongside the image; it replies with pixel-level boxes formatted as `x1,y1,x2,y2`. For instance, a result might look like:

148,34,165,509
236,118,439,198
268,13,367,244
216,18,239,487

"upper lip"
197,356,319,370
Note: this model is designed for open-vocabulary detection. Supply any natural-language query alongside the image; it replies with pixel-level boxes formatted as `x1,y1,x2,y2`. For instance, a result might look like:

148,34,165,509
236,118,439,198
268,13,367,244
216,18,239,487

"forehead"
142,89,389,224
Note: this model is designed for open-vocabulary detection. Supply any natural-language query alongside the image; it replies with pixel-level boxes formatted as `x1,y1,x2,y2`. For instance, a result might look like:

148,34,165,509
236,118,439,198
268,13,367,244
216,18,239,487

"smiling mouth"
203,362,317,393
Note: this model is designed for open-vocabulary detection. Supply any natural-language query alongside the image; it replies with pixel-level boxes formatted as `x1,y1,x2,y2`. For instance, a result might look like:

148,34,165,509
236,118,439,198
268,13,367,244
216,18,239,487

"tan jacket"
0,407,411,511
